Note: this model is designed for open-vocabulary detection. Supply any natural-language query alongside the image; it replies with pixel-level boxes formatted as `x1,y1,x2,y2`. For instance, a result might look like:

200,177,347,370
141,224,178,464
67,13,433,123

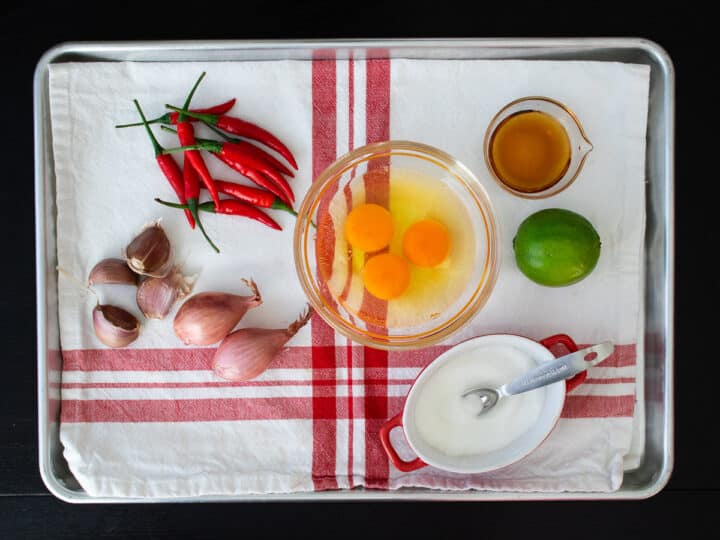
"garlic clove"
137,267,195,320
92,305,140,348
124,222,173,278
88,258,138,286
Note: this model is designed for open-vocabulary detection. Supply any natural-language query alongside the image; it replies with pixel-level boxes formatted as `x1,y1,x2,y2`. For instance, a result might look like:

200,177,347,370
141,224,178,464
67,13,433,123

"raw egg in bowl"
294,141,500,350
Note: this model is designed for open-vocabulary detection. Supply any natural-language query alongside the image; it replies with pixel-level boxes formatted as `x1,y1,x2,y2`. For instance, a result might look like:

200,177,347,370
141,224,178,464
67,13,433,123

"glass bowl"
294,140,500,350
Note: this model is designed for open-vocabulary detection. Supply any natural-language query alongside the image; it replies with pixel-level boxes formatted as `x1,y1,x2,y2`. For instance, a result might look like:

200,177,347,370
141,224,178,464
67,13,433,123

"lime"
513,208,601,287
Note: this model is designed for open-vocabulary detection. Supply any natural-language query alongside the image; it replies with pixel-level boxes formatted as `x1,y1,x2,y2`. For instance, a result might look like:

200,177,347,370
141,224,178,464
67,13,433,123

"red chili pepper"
165,105,298,170
177,123,221,208
161,132,295,206
214,143,295,204
206,199,282,230
167,99,235,125
115,98,236,129
133,99,195,229
161,157,195,229
185,134,293,195
204,122,294,177
215,114,297,170
155,198,282,231
205,179,297,216
181,161,220,253
215,179,274,206
183,157,200,202
215,117,297,170
166,72,220,253
175,72,221,210
217,152,291,204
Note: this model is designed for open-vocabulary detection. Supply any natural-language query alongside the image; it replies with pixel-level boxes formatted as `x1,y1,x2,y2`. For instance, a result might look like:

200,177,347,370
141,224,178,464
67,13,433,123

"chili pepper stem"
116,99,236,129
270,199,298,217
187,198,220,253
167,104,214,123
161,126,222,154
156,198,218,213
162,142,222,154
132,99,162,156
156,198,189,210
115,115,167,129
179,72,206,122
203,121,235,141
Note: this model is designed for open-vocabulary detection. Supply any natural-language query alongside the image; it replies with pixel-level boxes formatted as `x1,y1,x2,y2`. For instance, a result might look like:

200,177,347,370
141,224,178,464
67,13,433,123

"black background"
0,0,713,538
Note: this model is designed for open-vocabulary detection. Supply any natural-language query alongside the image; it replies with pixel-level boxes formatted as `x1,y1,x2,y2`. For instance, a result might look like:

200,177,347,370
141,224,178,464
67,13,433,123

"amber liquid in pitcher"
488,110,571,193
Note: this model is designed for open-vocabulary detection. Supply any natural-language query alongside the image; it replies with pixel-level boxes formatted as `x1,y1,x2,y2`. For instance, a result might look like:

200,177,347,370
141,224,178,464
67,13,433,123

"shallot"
212,306,313,381
173,279,262,345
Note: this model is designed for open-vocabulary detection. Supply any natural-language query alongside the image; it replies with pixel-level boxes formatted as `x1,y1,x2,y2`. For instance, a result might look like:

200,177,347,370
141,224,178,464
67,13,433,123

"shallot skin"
213,328,288,381
212,307,313,382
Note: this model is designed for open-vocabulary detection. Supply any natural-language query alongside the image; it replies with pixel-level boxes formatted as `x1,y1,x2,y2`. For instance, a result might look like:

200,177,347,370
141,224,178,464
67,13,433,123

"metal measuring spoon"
461,342,614,416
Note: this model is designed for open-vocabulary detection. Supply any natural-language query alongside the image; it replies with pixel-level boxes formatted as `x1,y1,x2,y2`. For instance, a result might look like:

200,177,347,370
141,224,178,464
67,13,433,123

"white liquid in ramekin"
413,345,544,457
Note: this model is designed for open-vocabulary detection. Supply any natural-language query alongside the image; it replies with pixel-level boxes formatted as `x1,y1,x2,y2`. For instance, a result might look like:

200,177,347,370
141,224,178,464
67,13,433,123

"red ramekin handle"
540,333,587,392
379,413,427,472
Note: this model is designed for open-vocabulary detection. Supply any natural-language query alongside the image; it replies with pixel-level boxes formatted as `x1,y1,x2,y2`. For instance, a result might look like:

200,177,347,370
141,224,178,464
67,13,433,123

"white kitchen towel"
50,55,649,497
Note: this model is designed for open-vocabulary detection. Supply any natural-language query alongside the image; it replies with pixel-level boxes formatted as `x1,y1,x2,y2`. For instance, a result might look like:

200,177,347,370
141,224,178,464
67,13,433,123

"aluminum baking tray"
34,38,674,502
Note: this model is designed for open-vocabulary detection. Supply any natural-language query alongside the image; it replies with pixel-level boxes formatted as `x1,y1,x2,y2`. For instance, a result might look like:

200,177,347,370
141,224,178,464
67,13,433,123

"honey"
488,110,571,193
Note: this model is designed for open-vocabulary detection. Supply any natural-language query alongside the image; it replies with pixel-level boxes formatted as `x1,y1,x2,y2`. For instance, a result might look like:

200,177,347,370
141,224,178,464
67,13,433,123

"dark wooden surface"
1,0,715,537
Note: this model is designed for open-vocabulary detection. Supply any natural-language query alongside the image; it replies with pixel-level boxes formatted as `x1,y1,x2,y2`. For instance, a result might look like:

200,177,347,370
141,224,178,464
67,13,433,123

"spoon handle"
502,342,614,397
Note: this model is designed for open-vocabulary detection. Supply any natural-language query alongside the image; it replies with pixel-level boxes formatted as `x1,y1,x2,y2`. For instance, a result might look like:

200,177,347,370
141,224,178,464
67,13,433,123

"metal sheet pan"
34,38,674,502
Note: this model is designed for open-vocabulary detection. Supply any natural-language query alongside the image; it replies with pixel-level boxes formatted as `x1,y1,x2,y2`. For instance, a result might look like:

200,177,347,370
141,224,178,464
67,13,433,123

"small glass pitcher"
483,96,593,199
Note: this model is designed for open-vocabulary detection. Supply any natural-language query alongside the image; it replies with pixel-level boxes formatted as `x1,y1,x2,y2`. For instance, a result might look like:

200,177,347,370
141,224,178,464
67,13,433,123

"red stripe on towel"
561,395,635,418
362,53,391,490
594,344,637,368
61,380,417,389
61,398,313,423
60,345,458,372
583,377,636,385
62,347,316,371
311,53,339,490
60,394,632,422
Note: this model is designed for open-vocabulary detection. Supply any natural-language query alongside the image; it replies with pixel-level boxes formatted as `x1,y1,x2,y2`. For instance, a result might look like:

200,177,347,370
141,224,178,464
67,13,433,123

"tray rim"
34,37,675,503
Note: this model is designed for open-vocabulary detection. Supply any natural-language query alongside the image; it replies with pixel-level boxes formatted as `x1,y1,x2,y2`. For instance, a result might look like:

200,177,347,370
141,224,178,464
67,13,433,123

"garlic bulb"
88,258,138,286
124,222,173,278
173,279,262,345
92,305,140,348
136,267,194,320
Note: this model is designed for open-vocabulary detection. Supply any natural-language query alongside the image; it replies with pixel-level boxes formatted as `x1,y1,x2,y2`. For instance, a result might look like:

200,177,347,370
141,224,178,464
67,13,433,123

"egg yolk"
362,253,410,300
344,203,394,252
402,219,451,267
